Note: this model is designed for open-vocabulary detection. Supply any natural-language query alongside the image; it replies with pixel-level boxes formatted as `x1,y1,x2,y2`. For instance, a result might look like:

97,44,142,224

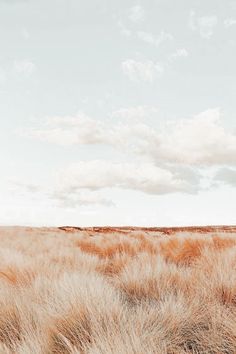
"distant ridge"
1,225,236,236
58,225,236,235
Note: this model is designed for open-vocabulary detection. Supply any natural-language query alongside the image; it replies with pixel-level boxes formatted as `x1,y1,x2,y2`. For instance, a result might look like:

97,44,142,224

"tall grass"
0,226,236,353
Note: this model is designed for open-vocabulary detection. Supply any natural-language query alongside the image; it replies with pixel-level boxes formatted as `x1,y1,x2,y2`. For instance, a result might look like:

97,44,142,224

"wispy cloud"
189,11,218,39
23,113,105,146
0,67,6,84
122,59,163,82
0,0,29,3
169,48,189,61
128,5,145,23
198,16,218,39
21,29,30,40
189,10,196,31
13,60,35,76
214,168,236,187
111,106,159,121
51,189,115,208
117,21,132,37
137,30,173,47
224,18,236,28
12,180,114,208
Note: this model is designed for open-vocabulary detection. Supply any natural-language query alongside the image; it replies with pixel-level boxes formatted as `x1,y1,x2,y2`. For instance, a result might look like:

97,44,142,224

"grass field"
1,226,236,353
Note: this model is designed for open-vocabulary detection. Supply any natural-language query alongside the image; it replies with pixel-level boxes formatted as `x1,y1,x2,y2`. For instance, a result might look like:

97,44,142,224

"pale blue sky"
0,0,236,226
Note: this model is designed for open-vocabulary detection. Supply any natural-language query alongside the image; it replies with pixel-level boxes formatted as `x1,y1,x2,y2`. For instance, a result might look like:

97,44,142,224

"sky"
0,0,236,227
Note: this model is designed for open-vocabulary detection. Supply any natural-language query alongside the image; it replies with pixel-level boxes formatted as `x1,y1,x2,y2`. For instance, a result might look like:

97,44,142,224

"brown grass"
1,226,236,353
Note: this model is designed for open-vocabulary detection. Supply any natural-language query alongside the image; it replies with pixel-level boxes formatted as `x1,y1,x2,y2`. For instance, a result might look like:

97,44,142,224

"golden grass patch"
0,226,236,353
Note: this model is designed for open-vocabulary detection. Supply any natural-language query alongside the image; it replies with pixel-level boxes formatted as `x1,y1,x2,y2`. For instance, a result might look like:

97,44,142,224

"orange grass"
77,239,138,258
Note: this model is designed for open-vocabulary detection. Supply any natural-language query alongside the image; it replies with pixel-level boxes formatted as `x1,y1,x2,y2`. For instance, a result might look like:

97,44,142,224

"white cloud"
0,0,28,3
23,114,158,163
198,16,218,39
122,59,163,82
111,106,159,121
189,11,218,39
24,108,236,168
128,5,144,23
54,160,199,196
21,29,30,39
13,60,35,76
141,108,236,166
52,189,115,208
0,67,6,84
24,113,106,146
20,108,236,204
137,30,173,46
12,179,114,208
169,48,189,60
224,18,236,28
188,10,196,31
126,108,236,168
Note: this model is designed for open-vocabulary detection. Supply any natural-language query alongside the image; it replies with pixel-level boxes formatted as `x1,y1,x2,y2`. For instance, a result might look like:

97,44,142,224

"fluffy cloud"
137,30,173,47
21,108,236,200
24,109,236,167
128,5,144,23
54,160,199,196
137,108,236,166
189,11,218,39
122,59,163,82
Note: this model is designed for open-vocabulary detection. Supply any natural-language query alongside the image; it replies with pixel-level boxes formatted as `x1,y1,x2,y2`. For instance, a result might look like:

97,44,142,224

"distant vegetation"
1,226,236,353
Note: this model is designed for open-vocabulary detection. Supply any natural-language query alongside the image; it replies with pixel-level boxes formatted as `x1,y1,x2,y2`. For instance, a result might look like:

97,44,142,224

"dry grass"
0,226,236,353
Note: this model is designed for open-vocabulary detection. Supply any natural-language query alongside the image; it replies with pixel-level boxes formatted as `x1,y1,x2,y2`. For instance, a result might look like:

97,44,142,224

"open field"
1,226,236,353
